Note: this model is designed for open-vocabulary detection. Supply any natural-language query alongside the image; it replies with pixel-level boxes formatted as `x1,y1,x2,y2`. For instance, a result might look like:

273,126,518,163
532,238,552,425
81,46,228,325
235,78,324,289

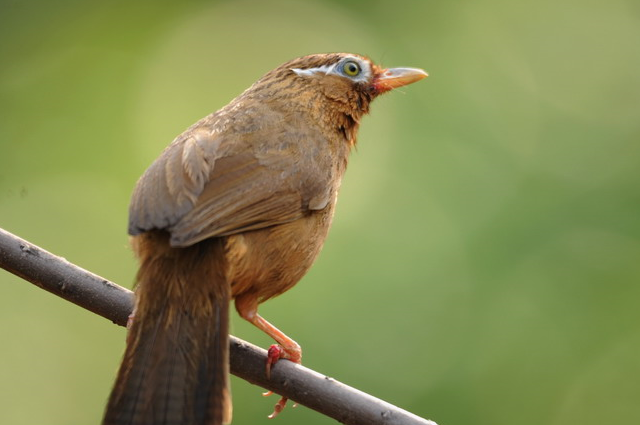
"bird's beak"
373,67,428,93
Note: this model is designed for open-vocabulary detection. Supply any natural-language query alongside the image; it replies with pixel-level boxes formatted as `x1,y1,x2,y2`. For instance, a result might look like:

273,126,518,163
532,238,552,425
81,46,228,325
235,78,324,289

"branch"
0,227,437,425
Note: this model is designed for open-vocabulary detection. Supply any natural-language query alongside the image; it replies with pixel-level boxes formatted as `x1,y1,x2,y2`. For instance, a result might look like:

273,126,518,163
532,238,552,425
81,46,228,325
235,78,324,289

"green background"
1,0,639,424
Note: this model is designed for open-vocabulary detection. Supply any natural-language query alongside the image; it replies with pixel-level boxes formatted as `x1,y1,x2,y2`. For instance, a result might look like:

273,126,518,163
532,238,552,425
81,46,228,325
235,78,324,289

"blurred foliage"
1,0,640,424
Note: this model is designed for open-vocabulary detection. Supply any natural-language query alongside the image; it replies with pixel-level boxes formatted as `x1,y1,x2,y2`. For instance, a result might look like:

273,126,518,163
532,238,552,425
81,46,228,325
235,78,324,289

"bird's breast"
225,199,337,302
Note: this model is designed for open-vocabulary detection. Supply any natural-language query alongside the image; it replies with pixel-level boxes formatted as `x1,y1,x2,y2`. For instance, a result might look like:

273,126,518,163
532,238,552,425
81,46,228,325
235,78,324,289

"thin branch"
0,227,437,425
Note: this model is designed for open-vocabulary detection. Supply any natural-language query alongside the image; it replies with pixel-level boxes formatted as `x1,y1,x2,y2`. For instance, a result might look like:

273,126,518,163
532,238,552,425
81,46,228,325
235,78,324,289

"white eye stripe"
291,57,371,82
291,63,336,77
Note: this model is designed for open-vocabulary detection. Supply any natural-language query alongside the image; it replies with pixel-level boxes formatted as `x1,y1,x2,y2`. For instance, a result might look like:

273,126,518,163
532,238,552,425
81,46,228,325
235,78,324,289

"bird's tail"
103,232,231,425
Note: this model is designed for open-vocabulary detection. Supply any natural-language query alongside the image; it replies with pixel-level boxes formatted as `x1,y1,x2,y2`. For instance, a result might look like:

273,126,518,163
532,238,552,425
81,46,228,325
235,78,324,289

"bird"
102,52,427,425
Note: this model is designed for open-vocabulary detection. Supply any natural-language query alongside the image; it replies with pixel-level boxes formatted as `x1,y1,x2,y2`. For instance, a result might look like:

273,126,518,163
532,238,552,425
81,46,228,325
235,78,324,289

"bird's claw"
265,344,283,380
264,392,297,419
265,343,302,378
267,395,288,419
264,345,288,418
264,343,301,418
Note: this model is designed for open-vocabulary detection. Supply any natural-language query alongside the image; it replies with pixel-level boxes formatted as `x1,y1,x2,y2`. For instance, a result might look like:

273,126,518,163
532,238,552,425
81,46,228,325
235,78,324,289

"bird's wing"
128,109,336,247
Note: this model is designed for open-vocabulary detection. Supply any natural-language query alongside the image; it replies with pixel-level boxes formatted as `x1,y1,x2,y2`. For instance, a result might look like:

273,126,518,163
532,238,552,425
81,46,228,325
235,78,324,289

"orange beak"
373,67,428,93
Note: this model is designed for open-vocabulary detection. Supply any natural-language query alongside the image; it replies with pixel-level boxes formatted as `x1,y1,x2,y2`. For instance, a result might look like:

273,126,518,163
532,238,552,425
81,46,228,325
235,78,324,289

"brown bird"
102,53,426,425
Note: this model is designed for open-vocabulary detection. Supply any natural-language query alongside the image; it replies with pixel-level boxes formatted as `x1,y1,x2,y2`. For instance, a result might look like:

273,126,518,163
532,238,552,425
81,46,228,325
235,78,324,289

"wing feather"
128,106,338,247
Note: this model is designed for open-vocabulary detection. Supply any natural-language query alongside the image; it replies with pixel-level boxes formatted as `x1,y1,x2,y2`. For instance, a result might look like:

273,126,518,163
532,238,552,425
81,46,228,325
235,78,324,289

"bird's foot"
265,343,301,379
264,344,301,418
262,390,298,419
265,344,281,379
263,393,290,419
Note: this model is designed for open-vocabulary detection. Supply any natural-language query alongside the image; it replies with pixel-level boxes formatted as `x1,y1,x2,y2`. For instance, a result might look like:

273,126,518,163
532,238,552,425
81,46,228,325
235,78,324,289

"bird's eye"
342,60,361,77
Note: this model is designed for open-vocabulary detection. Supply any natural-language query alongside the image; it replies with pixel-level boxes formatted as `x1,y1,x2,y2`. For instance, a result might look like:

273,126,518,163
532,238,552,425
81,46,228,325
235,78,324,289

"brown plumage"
102,53,426,425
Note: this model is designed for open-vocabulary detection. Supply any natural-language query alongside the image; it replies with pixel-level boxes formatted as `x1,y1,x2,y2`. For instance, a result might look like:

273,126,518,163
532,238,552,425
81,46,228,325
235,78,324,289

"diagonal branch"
0,227,437,425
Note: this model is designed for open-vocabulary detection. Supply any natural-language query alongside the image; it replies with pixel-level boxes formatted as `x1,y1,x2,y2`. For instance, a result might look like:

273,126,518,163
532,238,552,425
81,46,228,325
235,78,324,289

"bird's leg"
248,313,302,373
235,294,301,418
235,294,302,373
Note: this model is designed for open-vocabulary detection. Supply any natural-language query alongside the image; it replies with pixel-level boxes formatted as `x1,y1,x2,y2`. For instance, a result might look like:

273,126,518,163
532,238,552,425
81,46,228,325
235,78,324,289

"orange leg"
235,294,302,418
248,313,302,369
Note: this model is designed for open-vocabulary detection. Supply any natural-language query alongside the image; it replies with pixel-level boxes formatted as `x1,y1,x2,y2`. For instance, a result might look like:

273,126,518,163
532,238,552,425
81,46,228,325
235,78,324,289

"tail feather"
103,234,230,425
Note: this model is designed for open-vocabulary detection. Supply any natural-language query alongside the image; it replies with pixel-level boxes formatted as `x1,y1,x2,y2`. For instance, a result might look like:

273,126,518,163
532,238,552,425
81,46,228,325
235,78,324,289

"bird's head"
290,53,427,97
244,53,427,144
